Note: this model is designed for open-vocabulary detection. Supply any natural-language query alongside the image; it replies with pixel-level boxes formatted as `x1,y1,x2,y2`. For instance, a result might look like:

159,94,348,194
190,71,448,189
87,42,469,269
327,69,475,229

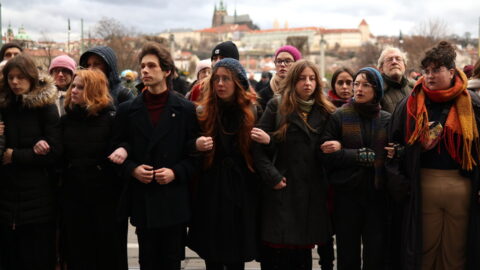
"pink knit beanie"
49,55,76,74
275,45,302,61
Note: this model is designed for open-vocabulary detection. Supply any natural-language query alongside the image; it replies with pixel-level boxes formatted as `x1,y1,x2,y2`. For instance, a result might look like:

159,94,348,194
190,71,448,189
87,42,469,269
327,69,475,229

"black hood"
79,46,121,88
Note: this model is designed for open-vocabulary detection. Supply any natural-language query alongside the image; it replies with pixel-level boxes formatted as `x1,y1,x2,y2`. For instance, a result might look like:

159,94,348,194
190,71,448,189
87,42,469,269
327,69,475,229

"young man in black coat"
113,41,199,270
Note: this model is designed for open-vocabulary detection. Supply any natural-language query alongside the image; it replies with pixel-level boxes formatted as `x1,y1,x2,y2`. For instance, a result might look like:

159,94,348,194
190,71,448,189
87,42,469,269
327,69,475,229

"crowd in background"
0,38,479,270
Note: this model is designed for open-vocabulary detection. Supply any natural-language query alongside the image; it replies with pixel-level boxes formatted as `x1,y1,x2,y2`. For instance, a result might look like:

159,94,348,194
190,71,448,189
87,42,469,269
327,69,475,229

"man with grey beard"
377,47,413,113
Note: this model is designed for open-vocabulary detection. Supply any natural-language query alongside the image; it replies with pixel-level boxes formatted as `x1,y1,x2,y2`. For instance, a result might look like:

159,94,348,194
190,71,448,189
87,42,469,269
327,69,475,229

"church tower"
212,0,228,27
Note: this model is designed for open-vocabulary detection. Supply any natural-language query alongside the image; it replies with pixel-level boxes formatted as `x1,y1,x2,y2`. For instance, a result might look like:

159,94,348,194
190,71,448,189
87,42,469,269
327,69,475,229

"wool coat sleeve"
12,104,61,165
252,98,285,188
170,102,200,184
320,110,359,170
385,97,411,202
110,101,138,179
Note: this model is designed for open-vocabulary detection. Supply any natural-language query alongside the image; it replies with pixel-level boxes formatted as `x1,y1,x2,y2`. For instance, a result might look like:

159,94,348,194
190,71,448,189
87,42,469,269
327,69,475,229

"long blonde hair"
275,60,336,140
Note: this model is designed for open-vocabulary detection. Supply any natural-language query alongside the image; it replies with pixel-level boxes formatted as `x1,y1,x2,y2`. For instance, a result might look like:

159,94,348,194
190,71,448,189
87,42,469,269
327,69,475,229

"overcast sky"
2,0,479,42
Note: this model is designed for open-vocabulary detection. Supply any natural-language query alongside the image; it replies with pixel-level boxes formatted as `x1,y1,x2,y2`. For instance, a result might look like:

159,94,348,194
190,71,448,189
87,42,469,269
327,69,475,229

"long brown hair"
197,66,257,171
275,60,336,140
65,69,112,116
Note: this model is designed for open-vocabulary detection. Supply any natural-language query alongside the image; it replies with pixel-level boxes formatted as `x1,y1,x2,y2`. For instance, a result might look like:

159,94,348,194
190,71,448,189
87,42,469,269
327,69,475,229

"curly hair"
275,60,336,140
421,41,456,70
196,66,257,171
65,69,112,116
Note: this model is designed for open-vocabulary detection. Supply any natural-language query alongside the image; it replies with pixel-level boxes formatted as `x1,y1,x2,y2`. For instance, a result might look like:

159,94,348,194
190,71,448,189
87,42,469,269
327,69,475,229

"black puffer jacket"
80,46,134,108
381,75,412,114
0,75,61,227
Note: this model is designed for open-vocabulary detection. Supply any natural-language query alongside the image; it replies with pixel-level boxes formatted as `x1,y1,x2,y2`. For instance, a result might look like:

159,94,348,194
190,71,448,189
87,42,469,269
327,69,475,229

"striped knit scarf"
341,102,387,189
406,69,480,170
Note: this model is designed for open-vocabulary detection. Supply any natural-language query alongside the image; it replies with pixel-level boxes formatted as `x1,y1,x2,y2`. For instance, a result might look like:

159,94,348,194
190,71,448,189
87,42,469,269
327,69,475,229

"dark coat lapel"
130,94,154,140
146,92,182,152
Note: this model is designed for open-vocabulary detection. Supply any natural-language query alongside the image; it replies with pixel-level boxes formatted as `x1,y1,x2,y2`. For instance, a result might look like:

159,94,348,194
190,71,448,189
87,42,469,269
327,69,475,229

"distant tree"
38,31,56,69
286,36,309,56
403,18,450,70
94,17,141,71
356,42,381,69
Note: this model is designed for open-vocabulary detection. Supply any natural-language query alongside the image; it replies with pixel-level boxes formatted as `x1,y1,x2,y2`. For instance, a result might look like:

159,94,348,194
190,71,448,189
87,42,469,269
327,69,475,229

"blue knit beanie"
355,67,384,103
214,58,249,91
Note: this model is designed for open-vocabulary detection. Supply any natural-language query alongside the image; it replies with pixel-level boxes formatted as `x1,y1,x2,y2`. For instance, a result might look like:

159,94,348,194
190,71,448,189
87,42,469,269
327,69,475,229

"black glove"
393,143,405,159
357,147,375,166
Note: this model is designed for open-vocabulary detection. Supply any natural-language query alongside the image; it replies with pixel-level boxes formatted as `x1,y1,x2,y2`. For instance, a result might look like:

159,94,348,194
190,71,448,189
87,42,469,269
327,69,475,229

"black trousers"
0,222,56,270
136,224,186,270
205,260,244,270
260,245,312,270
334,191,386,270
317,237,335,270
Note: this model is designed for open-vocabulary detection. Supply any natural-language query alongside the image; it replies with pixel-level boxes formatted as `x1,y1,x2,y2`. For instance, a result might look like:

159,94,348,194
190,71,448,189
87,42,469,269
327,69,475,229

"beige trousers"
420,169,471,270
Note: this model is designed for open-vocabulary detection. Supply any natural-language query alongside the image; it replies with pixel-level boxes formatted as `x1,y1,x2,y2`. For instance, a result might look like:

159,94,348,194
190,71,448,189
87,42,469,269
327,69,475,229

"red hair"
65,69,112,116
197,67,257,171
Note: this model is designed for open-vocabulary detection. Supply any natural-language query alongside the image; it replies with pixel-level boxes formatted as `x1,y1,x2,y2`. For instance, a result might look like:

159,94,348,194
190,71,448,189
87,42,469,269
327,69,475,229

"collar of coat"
0,73,57,108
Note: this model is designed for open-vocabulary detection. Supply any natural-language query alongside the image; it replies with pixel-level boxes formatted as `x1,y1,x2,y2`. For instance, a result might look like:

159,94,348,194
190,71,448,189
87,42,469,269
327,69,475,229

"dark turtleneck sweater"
143,90,169,126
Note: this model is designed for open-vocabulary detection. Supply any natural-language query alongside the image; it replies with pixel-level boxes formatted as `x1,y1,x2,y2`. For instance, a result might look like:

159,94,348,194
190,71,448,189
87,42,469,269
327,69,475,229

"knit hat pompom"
49,55,76,75
214,58,249,91
275,45,302,61
211,41,239,61
354,67,384,103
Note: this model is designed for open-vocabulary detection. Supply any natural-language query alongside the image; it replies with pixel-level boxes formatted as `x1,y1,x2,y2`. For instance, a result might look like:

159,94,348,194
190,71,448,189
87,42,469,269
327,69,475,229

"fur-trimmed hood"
0,73,57,108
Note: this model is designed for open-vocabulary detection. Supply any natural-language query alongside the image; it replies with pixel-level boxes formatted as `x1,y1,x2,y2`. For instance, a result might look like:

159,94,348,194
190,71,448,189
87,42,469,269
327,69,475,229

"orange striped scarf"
406,69,480,170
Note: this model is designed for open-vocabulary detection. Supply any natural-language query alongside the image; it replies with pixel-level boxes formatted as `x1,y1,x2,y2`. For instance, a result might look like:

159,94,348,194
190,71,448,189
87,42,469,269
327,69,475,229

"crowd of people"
0,38,479,270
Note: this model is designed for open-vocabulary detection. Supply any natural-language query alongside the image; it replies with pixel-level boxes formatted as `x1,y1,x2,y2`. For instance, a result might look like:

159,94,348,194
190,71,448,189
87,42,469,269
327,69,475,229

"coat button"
172,113,176,117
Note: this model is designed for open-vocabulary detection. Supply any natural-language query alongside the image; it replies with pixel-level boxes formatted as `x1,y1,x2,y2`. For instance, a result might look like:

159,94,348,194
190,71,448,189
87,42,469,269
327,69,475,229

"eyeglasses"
274,59,294,66
422,67,449,76
51,67,72,75
212,75,232,83
336,80,352,86
384,56,403,64
353,82,373,89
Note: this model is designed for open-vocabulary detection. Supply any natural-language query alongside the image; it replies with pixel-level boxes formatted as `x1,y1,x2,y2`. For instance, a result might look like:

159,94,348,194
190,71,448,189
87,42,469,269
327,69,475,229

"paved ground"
127,224,329,269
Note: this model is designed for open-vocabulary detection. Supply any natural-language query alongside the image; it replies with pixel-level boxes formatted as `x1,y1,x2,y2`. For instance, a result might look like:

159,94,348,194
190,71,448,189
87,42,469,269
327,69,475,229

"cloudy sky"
2,0,479,42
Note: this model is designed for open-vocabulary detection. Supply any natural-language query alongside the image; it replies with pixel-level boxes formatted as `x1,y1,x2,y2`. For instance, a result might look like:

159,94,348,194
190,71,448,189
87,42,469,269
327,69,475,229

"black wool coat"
113,91,199,229
253,97,332,245
0,75,61,227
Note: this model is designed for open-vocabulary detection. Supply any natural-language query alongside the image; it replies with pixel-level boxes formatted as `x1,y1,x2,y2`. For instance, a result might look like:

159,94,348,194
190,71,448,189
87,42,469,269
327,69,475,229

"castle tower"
358,19,371,43
212,0,228,27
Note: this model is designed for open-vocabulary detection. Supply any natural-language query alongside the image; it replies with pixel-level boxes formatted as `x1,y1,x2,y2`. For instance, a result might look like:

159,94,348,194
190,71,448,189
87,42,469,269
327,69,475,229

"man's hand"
2,148,13,165
154,168,175,185
132,165,154,184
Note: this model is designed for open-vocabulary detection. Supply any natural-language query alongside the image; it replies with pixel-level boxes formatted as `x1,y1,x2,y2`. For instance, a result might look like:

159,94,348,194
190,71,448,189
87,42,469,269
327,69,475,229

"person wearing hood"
0,54,61,270
79,46,134,108
56,69,127,270
377,47,413,114
386,41,480,270
321,67,390,269
49,55,76,116
258,45,302,110
467,59,480,94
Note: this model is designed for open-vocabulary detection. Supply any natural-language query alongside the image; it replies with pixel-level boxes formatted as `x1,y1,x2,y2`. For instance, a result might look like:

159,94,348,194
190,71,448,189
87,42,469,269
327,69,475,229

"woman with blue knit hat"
320,67,390,269
188,58,269,270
